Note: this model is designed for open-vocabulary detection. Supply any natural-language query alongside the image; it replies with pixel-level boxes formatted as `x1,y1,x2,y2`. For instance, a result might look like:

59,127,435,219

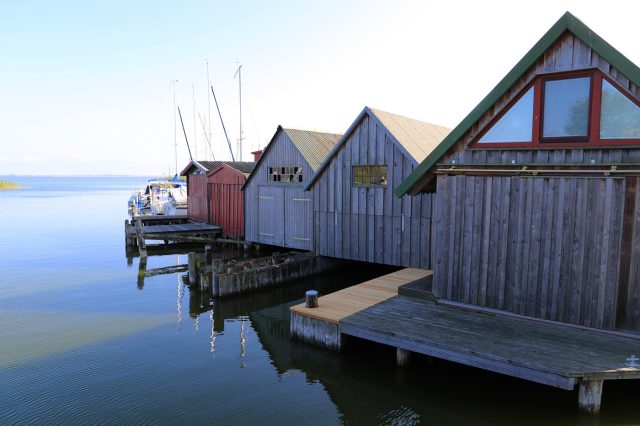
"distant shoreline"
0,179,21,190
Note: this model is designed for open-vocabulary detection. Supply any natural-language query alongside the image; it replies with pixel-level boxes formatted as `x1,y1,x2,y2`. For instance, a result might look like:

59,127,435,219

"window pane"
600,79,640,139
479,87,534,143
542,77,591,138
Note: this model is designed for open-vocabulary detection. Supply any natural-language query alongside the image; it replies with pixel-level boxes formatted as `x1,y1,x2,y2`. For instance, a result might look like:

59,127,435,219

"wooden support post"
397,348,411,367
134,218,147,258
578,380,604,414
305,290,318,308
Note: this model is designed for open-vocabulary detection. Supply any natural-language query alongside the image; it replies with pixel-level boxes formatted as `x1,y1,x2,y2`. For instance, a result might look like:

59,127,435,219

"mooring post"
397,348,411,367
578,380,604,414
305,290,318,308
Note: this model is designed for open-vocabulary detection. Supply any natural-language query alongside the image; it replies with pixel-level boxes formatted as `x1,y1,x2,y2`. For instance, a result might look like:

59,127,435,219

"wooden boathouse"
207,162,256,238
180,160,256,227
397,12,640,334
305,107,449,268
243,126,341,250
292,12,640,414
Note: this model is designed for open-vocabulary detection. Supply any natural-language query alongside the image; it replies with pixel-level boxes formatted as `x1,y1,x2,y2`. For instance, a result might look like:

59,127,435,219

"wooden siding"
443,31,640,166
434,175,625,330
187,174,208,222
618,177,640,331
244,130,314,250
312,113,435,268
208,166,246,237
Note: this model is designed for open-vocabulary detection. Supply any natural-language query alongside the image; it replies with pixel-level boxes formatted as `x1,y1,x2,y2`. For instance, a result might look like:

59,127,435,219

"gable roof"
395,11,640,196
242,125,342,190
305,106,450,190
206,162,255,179
282,128,342,170
180,160,255,176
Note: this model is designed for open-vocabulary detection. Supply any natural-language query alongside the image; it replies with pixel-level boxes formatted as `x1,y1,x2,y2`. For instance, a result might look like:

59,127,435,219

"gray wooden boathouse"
243,126,341,250
397,12,640,334
305,107,449,268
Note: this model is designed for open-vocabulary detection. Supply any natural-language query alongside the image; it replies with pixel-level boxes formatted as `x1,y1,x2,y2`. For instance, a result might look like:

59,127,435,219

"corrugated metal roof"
369,108,451,164
282,128,342,171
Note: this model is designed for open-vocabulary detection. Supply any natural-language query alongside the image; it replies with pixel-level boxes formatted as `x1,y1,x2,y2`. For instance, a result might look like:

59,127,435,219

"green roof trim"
395,11,640,196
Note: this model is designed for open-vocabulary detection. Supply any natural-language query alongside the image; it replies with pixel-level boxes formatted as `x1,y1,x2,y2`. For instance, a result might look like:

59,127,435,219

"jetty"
291,268,640,414
124,215,222,257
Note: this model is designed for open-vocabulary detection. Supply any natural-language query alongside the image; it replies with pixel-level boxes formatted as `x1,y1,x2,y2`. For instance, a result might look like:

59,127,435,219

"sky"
2,0,640,176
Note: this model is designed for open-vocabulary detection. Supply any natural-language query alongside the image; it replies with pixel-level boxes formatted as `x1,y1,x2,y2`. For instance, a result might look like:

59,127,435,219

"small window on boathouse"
600,79,640,139
541,76,592,141
268,166,303,183
352,165,388,187
478,86,534,143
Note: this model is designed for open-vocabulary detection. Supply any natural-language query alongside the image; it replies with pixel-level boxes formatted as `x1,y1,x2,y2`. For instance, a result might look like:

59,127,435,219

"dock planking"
290,268,432,324
340,295,640,412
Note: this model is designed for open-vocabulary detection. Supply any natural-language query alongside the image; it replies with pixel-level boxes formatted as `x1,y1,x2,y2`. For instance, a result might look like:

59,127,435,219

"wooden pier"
290,268,432,350
290,270,640,413
124,215,221,257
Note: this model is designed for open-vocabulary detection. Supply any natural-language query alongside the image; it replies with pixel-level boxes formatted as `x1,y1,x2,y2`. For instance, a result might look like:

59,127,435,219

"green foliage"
0,180,21,190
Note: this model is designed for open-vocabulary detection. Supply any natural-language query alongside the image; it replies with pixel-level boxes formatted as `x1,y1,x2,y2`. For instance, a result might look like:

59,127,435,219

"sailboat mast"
206,61,212,160
192,83,197,159
234,64,243,161
172,79,178,175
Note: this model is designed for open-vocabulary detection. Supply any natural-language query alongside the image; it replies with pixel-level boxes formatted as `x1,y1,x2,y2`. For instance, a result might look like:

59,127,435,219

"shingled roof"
305,106,450,190
395,11,640,196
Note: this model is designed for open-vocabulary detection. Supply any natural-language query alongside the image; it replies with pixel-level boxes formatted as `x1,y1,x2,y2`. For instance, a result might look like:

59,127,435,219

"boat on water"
128,175,187,217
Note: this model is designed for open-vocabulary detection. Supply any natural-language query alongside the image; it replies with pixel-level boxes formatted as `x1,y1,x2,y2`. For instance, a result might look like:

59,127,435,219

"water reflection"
175,259,639,426
129,238,640,425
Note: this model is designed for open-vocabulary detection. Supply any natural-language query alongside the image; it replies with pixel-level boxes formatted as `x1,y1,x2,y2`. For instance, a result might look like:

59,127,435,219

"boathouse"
243,126,341,250
305,107,449,268
181,160,256,226
397,12,640,333
207,162,256,237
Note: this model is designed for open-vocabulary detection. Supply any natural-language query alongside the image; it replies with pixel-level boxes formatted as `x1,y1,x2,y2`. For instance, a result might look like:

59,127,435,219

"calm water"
1,176,638,425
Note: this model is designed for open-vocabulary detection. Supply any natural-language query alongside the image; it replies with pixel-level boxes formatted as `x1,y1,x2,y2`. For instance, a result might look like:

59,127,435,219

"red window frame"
471,69,640,149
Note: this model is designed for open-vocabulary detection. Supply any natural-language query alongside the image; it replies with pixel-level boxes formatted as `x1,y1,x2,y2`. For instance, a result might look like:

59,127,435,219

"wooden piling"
134,218,147,258
396,348,411,367
578,380,604,414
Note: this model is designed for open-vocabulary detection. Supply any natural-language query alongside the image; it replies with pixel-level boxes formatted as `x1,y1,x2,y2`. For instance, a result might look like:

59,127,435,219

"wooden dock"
290,268,432,350
124,215,221,257
290,273,640,413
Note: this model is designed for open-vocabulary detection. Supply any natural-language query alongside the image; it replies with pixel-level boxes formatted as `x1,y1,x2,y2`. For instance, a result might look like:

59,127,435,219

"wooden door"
284,187,312,250
258,186,284,246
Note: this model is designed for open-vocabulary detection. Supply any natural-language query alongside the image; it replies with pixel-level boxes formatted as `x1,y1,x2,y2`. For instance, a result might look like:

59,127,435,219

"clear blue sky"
2,0,640,175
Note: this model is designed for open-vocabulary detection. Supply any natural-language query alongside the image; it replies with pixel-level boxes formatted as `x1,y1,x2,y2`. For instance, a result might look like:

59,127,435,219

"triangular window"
478,86,534,143
600,79,640,139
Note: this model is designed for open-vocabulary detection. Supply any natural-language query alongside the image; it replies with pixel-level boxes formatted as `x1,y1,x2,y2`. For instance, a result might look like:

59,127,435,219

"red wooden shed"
207,162,255,237
180,160,255,229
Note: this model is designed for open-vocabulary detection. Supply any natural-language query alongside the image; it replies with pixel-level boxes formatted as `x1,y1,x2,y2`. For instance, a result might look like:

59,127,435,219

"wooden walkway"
341,295,640,412
290,269,640,413
290,268,432,324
